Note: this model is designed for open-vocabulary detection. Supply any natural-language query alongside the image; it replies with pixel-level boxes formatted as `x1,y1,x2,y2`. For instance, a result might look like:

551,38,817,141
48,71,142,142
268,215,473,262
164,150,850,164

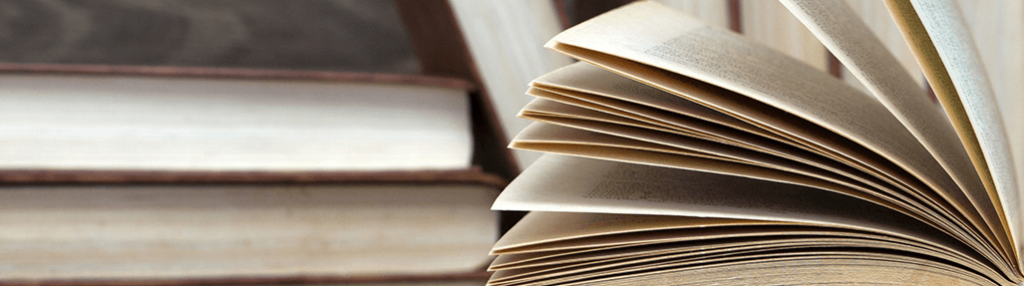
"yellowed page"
545,1,995,260
492,154,968,257
491,239,958,285
491,237,989,286
548,255,1000,286
492,236,792,270
886,0,1022,272
780,0,1011,266
492,235,938,271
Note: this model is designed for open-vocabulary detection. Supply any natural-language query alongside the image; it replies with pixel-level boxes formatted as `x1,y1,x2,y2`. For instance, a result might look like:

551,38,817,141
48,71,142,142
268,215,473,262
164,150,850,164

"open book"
488,1,1023,285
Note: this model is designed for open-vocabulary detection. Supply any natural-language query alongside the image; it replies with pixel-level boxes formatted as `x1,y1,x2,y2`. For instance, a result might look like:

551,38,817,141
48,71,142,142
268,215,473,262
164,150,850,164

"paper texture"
493,154,966,256
887,0,1022,271
544,3,1003,264
781,0,1011,267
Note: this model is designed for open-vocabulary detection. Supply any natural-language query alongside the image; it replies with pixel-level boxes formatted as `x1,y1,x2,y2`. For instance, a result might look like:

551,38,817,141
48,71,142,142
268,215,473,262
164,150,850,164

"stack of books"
0,1,509,284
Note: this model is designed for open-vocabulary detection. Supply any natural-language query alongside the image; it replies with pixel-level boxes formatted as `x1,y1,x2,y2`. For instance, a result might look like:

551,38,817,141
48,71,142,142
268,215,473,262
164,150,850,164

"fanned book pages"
488,1,1023,285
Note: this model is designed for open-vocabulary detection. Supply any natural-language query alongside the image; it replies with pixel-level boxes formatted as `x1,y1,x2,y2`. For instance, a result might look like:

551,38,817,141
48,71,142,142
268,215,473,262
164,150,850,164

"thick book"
0,64,475,173
488,1,1024,285
0,169,502,283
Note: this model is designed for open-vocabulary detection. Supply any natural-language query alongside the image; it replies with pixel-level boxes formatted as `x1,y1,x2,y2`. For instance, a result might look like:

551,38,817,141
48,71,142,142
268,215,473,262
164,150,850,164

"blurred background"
0,0,1019,285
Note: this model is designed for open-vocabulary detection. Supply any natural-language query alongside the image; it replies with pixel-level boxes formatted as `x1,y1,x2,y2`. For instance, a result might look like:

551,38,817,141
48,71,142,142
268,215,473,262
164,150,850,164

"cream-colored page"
490,239,957,286
527,64,934,201
526,87,772,146
521,94,777,152
553,46,1024,269
525,64,971,209
493,234,935,272
780,0,1010,264
521,107,719,151
547,1,989,249
546,47,1024,270
845,0,927,87
525,68,957,209
589,255,996,286
493,211,769,253
549,44,962,212
521,95,702,136
497,238,957,274
516,120,926,214
522,98,928,207
493,235,816,269
532,62,781,142
491,154,974,263
887,0,1022,270
497,223,831,256
514,122,725,161
518,120,821,180
524,88,709,139
956,2,1024,248
520,96,694,136
492,237,984,286
513,122,919,214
